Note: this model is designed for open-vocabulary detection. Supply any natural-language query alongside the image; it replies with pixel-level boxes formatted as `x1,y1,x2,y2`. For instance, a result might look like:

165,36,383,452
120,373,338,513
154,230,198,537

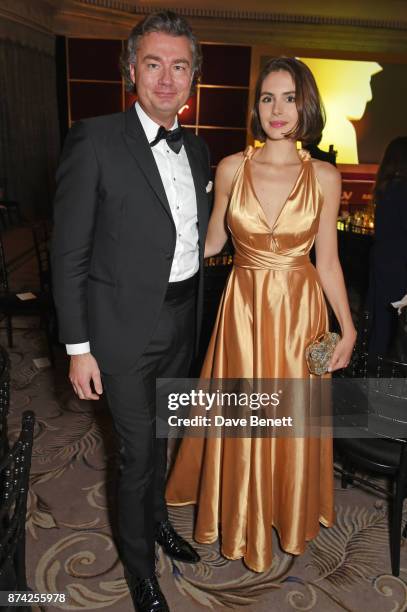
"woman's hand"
327,330,357,372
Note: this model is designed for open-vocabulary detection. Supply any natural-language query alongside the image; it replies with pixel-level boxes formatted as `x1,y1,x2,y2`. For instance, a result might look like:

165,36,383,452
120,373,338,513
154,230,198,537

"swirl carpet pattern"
2,325,406,612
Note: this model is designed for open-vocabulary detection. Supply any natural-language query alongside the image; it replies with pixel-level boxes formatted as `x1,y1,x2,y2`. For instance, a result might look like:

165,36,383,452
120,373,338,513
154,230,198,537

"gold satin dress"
166,146,335,572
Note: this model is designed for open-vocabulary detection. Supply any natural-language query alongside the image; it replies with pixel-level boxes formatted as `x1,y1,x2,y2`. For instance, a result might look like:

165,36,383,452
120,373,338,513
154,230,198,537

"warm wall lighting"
178,104,190,116
299,58,382,164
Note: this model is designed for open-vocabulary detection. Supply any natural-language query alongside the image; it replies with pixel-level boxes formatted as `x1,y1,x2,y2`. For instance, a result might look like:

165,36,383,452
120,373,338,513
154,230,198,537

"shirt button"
176,206,180,210
173,177,176,181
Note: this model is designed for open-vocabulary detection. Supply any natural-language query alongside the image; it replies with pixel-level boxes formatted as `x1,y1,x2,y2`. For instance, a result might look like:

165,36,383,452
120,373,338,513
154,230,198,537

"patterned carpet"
3,324,407,612
3,228,407,611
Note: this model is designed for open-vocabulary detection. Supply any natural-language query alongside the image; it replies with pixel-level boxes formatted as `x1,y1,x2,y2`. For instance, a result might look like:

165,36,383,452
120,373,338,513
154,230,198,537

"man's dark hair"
120,11,202,94
251,57,325,145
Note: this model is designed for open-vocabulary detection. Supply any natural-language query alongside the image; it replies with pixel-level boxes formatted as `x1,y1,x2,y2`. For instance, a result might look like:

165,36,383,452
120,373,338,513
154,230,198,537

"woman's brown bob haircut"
251,57,325,145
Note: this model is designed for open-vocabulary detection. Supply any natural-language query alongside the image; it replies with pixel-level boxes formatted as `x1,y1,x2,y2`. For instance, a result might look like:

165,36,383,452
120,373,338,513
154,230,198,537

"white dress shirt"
66,102,199,355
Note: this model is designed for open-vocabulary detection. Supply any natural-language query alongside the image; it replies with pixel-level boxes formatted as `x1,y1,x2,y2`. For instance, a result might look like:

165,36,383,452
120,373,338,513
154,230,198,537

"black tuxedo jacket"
51,108,212,374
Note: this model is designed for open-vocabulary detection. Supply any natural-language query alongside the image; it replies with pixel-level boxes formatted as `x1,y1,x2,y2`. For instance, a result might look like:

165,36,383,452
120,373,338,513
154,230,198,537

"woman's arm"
204,153,242,258
314,161,357,371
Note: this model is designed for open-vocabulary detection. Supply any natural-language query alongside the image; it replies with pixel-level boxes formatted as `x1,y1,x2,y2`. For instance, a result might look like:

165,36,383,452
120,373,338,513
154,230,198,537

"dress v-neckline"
246,150,306,233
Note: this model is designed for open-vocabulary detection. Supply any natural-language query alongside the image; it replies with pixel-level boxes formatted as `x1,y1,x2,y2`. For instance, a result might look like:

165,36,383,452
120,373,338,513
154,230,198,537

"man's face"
130,31,193,128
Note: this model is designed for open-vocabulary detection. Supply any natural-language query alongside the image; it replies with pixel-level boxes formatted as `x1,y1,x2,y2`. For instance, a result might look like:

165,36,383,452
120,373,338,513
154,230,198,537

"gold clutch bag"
305,332,341,375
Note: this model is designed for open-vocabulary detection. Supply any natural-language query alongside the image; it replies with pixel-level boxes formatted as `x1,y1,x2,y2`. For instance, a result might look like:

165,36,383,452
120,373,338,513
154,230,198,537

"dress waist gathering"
233,243,311,271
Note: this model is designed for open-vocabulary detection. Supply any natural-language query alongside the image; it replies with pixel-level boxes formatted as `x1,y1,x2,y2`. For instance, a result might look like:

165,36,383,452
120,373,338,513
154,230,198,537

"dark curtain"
0,32,59,219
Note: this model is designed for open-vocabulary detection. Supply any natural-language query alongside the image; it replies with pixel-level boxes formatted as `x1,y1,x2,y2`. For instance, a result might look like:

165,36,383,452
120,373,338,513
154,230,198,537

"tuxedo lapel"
183,132,209,249
123,107,173,221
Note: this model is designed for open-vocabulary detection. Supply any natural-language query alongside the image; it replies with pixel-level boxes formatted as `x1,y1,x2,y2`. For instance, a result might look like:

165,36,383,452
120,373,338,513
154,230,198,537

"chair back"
0,232,9,292
0,178,10,202
0,346,10,456
335,352,407,443
31,221,52,293
0,411,35,592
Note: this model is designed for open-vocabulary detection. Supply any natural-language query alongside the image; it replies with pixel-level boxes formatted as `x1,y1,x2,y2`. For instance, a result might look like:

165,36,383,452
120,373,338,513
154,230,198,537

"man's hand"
69,353,103,400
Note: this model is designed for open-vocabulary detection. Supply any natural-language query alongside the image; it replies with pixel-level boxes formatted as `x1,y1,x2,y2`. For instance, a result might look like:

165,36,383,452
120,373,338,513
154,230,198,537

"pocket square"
392,293,407,314
206,180,213,193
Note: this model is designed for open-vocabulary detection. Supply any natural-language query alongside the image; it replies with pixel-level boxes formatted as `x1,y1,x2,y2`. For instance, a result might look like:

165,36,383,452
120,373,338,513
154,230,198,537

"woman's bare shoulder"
218,151,245,172
312,159,341,187
216,151,245,185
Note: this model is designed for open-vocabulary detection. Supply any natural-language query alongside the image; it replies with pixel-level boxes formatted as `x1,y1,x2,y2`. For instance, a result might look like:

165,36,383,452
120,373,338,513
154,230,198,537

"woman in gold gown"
166,57,356,572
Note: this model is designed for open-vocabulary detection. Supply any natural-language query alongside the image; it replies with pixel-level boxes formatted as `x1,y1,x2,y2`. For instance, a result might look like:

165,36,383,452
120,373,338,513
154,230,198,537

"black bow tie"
150,125,183,154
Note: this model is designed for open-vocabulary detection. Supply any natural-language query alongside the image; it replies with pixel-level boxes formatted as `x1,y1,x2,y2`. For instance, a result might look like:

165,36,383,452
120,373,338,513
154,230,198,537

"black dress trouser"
102,277,197,578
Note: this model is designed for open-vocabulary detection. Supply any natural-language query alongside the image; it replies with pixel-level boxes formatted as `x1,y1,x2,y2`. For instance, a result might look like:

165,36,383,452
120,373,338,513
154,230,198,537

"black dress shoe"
125,573,169,612
156,519,200,563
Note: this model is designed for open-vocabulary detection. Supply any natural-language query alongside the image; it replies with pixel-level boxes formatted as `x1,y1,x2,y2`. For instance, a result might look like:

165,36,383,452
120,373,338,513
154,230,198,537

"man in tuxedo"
52,11,211,612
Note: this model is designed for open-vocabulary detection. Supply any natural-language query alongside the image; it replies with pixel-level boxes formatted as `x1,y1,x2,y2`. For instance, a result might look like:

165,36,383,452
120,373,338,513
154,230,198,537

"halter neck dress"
166,146,335,572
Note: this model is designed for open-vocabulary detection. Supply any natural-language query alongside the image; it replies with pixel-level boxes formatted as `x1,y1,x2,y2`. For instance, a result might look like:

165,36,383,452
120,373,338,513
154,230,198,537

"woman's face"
258,70,299,141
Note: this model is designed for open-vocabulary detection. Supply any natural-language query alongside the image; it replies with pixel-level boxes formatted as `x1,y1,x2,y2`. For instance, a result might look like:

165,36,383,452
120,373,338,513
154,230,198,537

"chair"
31,220,52,294
0,180,23,228
0,202,23,228
0,230,54,365
0,411,35,600
0,346,10,457
334,352,407,576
